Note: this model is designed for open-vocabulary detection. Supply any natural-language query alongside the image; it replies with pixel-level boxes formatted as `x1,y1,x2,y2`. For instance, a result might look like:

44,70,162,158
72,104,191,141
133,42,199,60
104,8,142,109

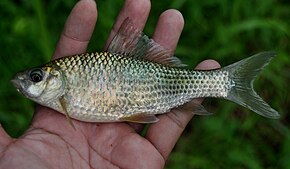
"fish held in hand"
11,19,280,123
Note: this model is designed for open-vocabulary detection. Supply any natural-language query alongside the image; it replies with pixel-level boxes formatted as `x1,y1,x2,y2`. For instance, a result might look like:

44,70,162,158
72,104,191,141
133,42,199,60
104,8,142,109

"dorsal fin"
106,18,186,67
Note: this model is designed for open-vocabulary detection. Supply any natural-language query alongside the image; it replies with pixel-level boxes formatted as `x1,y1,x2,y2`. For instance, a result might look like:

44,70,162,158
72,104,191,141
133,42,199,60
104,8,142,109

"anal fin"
174,100,213,116
119,113,159,123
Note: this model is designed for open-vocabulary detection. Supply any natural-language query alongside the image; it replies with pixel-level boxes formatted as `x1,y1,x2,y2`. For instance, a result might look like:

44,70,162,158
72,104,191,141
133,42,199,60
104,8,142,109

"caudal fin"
222,51,280,119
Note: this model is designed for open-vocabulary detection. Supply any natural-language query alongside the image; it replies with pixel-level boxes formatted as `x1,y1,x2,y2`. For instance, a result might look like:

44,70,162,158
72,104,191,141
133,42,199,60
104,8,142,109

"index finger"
52,0,97,59
34,0,97,123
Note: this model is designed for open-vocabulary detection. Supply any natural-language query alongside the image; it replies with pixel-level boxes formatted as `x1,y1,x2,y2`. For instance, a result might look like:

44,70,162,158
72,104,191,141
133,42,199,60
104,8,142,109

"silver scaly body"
11,18,280,124
50,52,233,122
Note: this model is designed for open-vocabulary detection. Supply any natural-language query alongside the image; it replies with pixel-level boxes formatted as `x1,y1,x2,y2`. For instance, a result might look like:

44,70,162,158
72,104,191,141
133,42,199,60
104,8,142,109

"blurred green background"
0,0,289,168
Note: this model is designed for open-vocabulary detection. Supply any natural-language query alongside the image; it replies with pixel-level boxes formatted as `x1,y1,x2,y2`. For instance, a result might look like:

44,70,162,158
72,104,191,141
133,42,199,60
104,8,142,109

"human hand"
0,0,220,168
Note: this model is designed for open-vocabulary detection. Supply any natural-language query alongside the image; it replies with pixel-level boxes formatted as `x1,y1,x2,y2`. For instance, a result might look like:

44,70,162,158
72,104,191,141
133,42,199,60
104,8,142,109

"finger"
35,0,97,119
146,10,221,160
152,9,184,51
131,9,184,134
194,59,222,103
132,10,184,134
104,0,151,132
52,0,97,59
128,123,145,134
146,60,220,160
104,0,151,49
195,59,221,70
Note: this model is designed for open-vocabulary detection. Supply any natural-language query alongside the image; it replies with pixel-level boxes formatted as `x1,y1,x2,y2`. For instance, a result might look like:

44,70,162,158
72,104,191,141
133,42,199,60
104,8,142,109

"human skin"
0,0,220,168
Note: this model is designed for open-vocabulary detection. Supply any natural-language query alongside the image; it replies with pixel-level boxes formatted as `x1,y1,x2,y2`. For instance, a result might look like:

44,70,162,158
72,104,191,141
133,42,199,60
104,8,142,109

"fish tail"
222,51,280,119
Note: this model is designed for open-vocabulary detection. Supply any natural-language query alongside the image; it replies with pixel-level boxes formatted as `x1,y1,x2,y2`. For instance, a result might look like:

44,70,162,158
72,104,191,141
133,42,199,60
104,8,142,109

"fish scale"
49,52,233,122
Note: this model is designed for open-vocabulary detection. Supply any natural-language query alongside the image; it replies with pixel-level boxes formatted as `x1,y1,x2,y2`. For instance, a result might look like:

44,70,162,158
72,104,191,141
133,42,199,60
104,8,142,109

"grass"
0,0,289,168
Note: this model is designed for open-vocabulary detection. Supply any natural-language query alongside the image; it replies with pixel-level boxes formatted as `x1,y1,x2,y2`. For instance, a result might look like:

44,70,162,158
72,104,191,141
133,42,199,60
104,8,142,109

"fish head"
11,66,65,104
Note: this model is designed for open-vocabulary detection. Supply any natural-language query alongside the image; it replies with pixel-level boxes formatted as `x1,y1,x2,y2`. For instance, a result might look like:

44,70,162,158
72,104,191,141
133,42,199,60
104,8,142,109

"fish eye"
29,68,43,82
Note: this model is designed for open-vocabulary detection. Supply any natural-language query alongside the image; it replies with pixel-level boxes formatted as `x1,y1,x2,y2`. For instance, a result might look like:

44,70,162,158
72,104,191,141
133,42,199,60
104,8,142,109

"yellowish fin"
175,100,213,115
59,96,76,130
119,113,159,123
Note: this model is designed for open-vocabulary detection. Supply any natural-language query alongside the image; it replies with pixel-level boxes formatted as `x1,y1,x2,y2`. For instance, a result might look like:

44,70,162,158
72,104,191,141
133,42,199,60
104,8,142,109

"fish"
11,18,280,124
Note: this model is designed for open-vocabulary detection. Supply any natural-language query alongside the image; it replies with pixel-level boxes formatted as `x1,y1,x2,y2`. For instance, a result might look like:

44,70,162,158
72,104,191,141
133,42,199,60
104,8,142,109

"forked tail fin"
222,51,280,119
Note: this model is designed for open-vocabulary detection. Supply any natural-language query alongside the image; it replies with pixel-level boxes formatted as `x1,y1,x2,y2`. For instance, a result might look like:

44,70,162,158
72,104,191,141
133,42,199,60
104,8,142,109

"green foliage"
0,0,289,168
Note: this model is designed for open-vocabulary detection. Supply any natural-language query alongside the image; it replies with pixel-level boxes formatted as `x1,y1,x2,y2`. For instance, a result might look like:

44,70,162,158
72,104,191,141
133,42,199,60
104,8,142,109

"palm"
0,0,219,168
17,107,164,168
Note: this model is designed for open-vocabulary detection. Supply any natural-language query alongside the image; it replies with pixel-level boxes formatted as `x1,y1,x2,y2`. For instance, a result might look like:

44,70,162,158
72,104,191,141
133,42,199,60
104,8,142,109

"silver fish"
11,19,280,123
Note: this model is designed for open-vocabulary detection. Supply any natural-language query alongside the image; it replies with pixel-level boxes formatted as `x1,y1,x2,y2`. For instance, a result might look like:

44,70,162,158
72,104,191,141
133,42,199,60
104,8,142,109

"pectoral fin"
119,113,159,123
59,97,76,130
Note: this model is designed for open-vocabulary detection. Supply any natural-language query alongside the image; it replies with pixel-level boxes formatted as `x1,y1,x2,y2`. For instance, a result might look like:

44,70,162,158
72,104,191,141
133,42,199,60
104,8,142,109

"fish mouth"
11,76,41,99
11,77,24,94
10,78,32,99
11,78,20,90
